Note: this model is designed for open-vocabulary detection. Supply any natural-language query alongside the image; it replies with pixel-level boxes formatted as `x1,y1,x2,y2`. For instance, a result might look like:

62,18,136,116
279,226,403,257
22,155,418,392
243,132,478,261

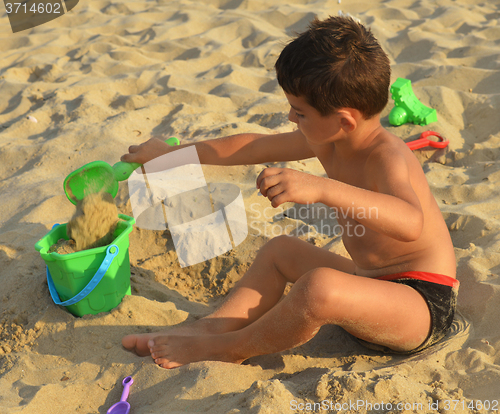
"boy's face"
285,93,341,145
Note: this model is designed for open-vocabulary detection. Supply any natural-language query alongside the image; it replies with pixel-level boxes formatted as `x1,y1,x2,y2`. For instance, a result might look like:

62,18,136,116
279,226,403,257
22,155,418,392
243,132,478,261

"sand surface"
1,0,500,413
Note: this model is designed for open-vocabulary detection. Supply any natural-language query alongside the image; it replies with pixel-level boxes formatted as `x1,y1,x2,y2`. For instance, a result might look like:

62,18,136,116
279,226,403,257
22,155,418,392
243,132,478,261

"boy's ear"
338,109,357,132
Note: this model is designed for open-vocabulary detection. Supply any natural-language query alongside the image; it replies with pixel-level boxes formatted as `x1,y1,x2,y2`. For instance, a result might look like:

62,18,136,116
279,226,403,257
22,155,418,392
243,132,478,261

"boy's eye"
296,112,305,118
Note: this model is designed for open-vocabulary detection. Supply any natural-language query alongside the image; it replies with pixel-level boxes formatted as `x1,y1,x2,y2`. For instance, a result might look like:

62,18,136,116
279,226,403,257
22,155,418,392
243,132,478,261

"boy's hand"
256,168,323,208
120,137,173,165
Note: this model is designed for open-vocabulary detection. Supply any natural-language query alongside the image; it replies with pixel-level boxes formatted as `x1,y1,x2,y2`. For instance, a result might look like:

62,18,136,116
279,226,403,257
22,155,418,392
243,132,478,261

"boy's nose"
288,109,298,124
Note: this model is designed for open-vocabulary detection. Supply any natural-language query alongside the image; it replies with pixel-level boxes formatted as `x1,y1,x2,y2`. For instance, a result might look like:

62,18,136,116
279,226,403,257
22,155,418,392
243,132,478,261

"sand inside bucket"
49,192,118,254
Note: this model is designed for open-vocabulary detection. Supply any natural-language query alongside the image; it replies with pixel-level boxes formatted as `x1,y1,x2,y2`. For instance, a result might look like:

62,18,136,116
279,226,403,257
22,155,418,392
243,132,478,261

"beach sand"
1,0,500,413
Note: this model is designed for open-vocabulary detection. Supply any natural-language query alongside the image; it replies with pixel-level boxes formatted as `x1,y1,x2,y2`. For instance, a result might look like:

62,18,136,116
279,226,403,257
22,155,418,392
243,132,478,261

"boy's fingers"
120,151,140,163
121,143,144,162
255,169,266,188
259,175,285,199
256,167,280,188
120,153,131,162
270,192,286,208
265,183,284,201
257,175,274,196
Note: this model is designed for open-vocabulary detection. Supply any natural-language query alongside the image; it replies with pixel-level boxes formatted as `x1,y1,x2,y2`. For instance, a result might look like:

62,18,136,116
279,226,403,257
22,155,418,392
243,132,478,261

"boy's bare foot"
148,332,245,369
122,324,203,356
122,317,241,357
122,332,164,356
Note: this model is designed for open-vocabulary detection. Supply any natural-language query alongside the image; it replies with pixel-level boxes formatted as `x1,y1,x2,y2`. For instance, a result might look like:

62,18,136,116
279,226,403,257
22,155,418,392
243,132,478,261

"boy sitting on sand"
120,16,458,369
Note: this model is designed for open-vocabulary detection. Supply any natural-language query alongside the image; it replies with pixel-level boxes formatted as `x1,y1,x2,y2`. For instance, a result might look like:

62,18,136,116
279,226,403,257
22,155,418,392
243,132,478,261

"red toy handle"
406,131,449,151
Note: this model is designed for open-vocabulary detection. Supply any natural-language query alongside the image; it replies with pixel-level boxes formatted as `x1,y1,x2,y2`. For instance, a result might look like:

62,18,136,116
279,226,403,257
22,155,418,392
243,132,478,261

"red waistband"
375,271,460,289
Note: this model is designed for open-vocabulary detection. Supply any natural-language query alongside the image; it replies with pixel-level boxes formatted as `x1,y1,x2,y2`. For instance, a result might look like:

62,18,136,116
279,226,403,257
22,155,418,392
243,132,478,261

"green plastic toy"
35,215,136,317
64,137,180,205
389,78,437,126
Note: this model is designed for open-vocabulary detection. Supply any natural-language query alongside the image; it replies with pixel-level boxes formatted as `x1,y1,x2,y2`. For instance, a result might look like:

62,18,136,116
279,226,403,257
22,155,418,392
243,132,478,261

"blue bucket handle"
46,237,120,307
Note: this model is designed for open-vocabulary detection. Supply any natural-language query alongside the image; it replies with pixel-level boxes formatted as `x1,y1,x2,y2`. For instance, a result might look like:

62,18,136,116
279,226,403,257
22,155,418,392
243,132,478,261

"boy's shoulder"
365,128,408,160
363,129,422,183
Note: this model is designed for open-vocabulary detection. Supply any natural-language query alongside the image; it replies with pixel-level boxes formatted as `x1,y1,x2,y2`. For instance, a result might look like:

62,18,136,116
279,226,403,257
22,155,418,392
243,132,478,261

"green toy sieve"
63,137,180,205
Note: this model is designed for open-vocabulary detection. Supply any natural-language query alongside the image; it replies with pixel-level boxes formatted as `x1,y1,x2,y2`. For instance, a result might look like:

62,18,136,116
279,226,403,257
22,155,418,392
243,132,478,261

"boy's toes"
155,357,182,369
163,361,183,369
148,340,170,359
122,334,154,356
151,349,168,359
122,334,136,350
148,336,169,347
122,334,147,356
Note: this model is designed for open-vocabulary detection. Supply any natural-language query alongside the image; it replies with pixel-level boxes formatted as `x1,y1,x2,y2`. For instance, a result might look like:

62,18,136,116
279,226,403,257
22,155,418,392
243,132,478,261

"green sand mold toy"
64,137,180,205
389,78,437,126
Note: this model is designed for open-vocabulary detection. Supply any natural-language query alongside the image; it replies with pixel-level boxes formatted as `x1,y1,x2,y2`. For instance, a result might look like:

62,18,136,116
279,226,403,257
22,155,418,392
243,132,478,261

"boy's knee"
299,268,340,319
258,235,294,258
267,234,295,248
253,235,301,277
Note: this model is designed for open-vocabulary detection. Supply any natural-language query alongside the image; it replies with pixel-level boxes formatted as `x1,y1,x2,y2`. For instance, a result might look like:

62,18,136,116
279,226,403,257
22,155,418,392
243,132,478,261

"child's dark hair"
275,16,391,119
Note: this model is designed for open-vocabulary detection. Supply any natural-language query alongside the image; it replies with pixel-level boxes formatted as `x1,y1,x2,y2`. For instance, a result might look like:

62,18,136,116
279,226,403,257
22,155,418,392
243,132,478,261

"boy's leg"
150,268,432,368
122,235,355,355
192,235,355,331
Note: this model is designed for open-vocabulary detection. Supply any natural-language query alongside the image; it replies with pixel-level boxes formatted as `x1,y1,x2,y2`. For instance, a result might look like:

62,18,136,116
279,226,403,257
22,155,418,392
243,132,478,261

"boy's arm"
318,158,424,242
257,150,424,242
120,130,316,166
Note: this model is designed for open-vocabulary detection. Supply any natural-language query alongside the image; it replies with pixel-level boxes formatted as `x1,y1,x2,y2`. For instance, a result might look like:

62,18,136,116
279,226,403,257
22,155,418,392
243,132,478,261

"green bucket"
34,214,135,317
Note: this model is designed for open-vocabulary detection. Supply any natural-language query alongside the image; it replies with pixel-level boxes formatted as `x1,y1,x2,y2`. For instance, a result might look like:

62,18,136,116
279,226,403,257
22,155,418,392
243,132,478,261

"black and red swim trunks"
360,271,459,354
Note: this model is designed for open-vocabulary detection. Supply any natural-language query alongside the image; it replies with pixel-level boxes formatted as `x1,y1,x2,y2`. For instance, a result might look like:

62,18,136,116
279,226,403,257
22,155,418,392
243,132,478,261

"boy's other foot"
122,332,162,356
122,317,236,356
148,333,245,369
